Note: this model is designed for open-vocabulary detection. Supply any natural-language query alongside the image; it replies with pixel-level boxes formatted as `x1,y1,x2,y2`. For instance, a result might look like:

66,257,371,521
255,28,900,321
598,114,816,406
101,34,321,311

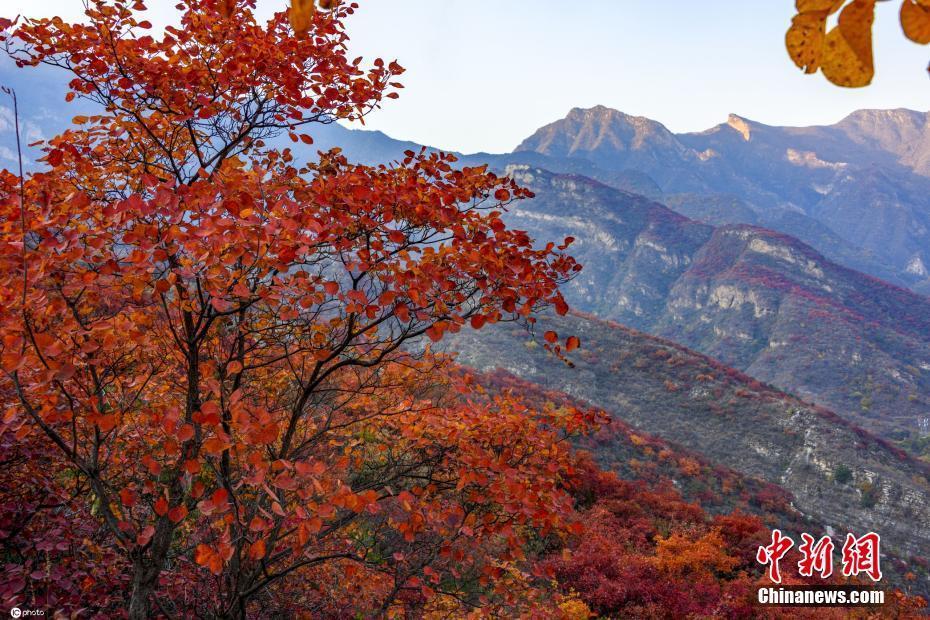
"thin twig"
1,85,27,307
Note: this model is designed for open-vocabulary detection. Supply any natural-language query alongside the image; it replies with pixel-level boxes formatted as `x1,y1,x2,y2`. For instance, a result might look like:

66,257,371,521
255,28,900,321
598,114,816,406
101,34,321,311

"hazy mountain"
516,106,930,293
515,106,709,192
6,59,924,292
499,167,930,447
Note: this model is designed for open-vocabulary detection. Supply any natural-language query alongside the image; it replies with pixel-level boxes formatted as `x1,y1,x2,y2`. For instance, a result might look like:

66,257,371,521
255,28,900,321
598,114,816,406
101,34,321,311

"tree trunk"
127,520,174,619
128,563,156,620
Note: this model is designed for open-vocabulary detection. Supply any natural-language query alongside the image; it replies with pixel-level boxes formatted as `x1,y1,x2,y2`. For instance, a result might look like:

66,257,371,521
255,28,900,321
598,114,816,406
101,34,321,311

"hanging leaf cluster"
786,0,930,87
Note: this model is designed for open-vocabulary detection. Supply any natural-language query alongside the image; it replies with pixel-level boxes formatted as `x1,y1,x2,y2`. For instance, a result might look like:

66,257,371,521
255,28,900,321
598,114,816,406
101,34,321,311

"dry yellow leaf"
821,0,876,87
786,12,831,73
902,0,930,44
290,0,315,34
838,0,876,52
786,1,845,74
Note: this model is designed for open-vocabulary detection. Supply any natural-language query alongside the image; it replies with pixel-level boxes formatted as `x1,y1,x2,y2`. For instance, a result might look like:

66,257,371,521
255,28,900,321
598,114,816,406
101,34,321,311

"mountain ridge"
499,166,930,447
514,105,930,294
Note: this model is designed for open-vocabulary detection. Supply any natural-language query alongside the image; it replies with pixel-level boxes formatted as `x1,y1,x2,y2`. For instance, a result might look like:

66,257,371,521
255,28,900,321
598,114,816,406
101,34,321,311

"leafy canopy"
0,0,587,616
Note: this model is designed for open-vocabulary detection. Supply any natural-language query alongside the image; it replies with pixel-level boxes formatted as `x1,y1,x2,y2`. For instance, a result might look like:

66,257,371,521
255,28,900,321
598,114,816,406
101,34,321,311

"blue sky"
2,0,930,153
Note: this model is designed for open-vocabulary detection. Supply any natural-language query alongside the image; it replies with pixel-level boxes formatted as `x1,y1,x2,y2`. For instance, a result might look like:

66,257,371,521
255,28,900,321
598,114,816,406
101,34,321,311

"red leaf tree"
0,1,583,616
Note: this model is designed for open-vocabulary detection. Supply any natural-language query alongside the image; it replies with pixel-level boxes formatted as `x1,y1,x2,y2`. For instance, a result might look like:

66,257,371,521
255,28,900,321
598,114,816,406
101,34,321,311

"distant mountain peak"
514,105,689,177
838,107,926,126
726,113,753,141
566,105,639,121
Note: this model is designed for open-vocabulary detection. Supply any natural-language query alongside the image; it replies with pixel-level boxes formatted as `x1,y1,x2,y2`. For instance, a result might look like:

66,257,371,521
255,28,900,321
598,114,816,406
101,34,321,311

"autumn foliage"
0,0,592,616
543,458,926,619
1,1,927,618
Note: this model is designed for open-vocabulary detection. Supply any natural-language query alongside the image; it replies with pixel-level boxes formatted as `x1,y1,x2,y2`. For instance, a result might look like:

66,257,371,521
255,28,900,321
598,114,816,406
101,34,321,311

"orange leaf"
168,504,188,523
177,424,195,442
249,538,266,560
297,517,323,545
195,544,224,575
202,436,230,455
566,336,580,352
290,0,315,34
543,331,558,344
902,0,930,44
219,0,236,18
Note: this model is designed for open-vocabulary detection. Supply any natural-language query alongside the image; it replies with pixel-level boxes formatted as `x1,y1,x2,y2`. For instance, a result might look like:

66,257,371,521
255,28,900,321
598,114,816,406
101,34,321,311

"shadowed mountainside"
497,167,930,448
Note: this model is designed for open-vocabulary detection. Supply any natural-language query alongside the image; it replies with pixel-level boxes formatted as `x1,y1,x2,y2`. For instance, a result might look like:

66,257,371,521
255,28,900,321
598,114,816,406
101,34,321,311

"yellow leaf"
902,0,930,45
786,1,844,74
838,0,875,53
786,12,830,73
821,0,875,87
290,0,315,34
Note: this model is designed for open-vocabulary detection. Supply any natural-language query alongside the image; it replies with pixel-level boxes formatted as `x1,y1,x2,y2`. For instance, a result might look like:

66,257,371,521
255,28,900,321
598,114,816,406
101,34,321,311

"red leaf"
136,525,155,547
120,487,137,508
154,497,169,517
210,488,229,506
168,504,188,523
177,423,195,442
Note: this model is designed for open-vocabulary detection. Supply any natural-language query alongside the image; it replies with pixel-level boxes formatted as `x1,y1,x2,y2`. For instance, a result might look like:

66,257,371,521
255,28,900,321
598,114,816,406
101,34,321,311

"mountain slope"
500,167,930,446
447,310,930,571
